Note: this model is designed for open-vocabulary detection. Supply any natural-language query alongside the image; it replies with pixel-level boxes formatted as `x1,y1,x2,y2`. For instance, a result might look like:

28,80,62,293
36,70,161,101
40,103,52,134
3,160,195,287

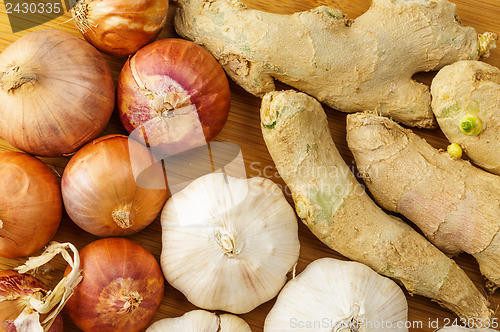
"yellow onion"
0,271,63,332
61,135,167,237
64,238,164,332
72,0,169,56
0,29,115,157
0,152,62,258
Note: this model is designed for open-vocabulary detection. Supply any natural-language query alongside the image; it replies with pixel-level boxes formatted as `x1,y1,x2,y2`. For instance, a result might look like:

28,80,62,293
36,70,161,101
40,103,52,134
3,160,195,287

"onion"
117,38,231,156
0,29,115,157
0,152,62,258
0,271,64,332
64,238,164,332
72,0,169,56
61,134,168,237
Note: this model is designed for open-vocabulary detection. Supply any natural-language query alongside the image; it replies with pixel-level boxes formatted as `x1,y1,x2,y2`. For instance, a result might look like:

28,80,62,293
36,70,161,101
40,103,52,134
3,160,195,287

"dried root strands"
0,242,81,332
264,258,408,332
175,0,497,128
260,90,490,321
346,112,500,292
431,60,500,175
146,310,251,332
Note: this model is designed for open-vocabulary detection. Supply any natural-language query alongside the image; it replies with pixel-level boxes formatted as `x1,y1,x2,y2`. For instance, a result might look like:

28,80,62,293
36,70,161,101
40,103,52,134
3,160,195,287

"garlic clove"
146,310,251,331
264,258,408,331
161,173,300,314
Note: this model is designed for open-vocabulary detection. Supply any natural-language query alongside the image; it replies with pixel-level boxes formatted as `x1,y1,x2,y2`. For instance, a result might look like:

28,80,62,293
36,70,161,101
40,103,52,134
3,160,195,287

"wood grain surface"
0,0,499,331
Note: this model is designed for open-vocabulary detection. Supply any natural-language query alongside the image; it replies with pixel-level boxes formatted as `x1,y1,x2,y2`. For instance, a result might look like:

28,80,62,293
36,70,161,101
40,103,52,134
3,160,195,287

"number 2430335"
5,2,62,14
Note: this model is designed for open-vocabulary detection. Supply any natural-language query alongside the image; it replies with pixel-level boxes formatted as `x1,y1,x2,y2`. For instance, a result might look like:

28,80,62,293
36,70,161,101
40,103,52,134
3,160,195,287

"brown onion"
0,270,64,332
0,29,115,156
64,238,164,332
0,152,62,258
61,134,167,237
117,38,231,155
72,0,169,56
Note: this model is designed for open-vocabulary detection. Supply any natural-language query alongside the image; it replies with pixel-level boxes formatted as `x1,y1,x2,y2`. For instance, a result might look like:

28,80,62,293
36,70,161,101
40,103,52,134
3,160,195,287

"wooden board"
0,0,499,331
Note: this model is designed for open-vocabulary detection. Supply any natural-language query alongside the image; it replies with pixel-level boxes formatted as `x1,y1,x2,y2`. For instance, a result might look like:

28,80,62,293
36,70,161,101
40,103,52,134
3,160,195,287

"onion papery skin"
72,0,169,56
61,135,168,237
0,270,64,332
0,29,115,157
64,238,164,332
0,152,62,258
117,38,231,156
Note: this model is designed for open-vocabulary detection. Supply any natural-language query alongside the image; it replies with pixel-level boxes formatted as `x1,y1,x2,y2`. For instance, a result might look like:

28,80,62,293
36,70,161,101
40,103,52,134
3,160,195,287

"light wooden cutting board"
0,0,499,331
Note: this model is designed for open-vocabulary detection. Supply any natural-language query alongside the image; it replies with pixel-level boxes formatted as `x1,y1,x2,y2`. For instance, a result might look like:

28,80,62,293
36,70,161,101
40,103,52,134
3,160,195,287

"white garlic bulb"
146,310,252,331
161,173,300,314
437,327,499,331
264,258,408,331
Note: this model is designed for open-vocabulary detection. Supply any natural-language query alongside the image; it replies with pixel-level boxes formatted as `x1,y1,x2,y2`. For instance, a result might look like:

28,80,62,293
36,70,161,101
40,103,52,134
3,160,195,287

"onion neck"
112,209,133,229
0,65,37,92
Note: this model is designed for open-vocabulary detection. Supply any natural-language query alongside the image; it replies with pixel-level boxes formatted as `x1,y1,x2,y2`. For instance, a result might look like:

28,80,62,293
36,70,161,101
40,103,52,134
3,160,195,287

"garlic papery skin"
146,310,251,331
160,173,300,314
264,258,408,332
437,327,499,331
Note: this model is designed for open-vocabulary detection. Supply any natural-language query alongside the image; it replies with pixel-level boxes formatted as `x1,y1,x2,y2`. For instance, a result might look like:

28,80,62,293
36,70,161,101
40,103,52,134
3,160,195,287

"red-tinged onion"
64,238,164,332
61,134,168,237
117,38,231,156
0,29,115,157
0,271,64,332
72,0,169,56
0,152,62,258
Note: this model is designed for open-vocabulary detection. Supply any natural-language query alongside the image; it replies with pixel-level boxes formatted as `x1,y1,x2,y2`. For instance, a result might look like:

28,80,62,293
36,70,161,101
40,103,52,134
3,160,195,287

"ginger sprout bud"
460,114,483,136
447,143,463,160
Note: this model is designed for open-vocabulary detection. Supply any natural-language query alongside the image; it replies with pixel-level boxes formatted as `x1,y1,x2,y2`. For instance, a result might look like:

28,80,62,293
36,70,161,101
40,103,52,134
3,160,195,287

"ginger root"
346,112,500,292
431,60,500,175
175,0,497,128
261,90,490,321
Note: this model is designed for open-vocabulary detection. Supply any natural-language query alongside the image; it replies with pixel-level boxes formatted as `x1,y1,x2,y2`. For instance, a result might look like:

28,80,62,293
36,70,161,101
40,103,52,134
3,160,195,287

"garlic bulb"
146,310,252,331
161,173,300,314
437,327,499,331
264,258,408,331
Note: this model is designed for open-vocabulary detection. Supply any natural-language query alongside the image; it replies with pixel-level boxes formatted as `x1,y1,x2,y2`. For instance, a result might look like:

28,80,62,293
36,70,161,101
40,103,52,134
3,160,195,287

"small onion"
0,152,62,258
72,0,169,56
64,238,165,332
62,135,168,237
0,29,115,157
0,271,64,332
117,38,231,155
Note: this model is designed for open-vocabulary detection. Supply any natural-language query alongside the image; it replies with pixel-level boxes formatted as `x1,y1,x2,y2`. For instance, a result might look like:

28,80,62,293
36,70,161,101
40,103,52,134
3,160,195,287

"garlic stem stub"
161,173,300,314
264,258,408,332
146,310,252,332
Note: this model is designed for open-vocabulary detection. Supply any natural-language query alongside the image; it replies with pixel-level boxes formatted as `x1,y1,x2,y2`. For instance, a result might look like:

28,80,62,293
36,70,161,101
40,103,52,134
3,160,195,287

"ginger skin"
261,90,491,321
431,60,500,175
176,0,497,128
346,112,500,292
